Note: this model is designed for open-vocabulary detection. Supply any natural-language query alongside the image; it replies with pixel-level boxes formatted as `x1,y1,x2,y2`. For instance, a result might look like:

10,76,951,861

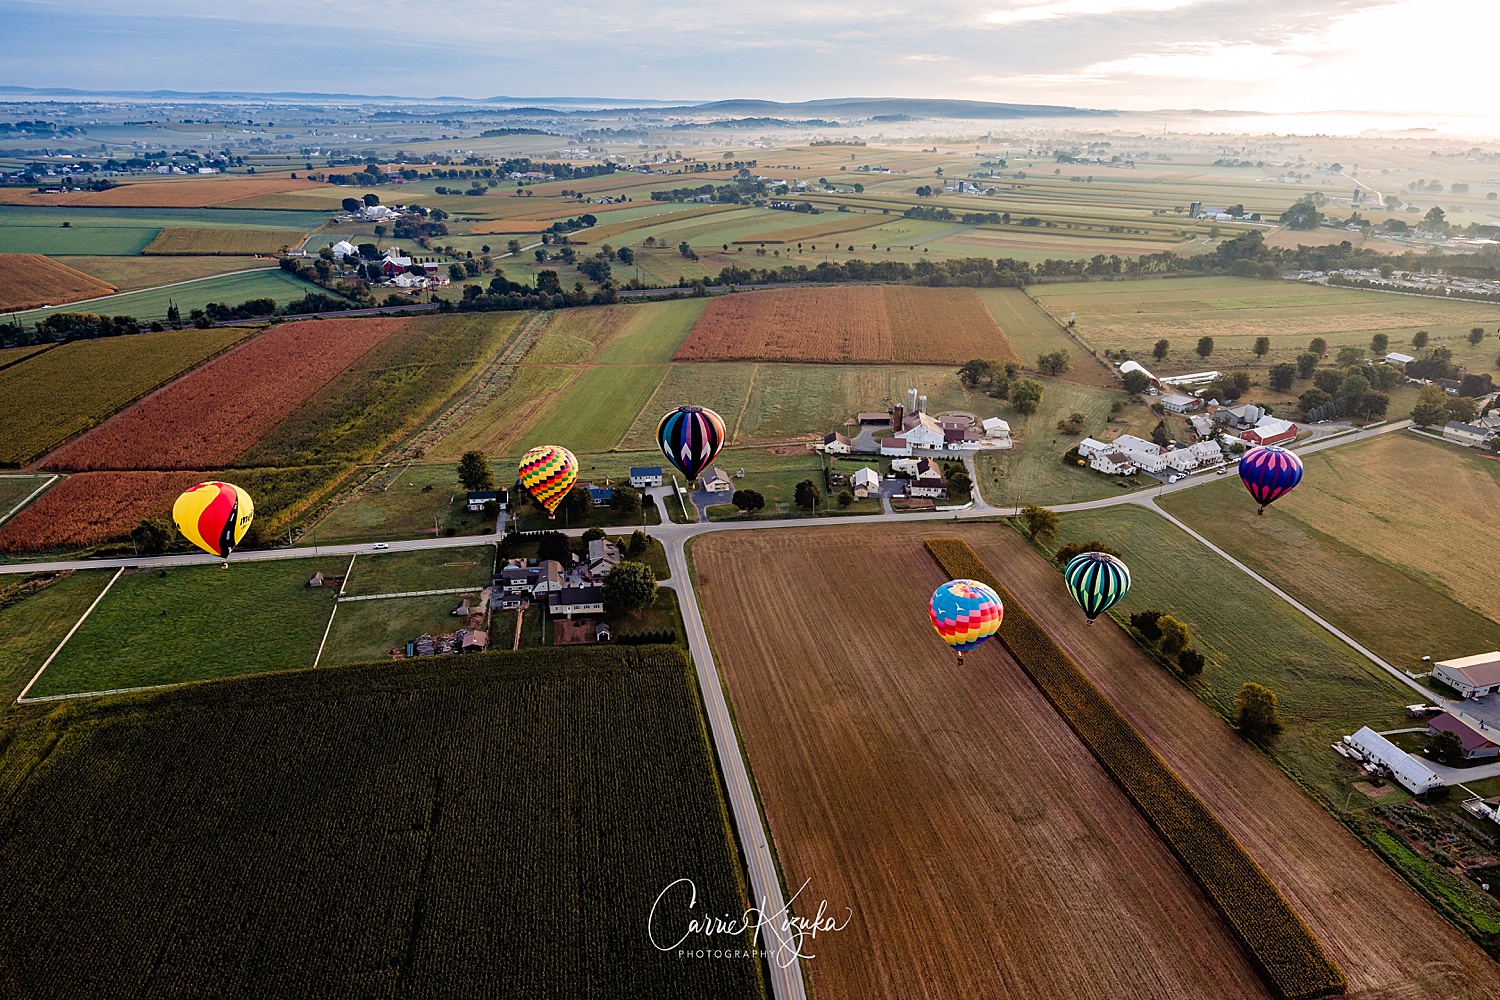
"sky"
0,0,1491,120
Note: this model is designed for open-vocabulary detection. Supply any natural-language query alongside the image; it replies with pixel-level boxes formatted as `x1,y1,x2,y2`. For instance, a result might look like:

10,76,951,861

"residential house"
1427,712,1500,760
981,417,1011,441
1443,421,1494,448
329,240,358,259
392,272,428,289
586,484,614,506
702,467,733,493
466,490,499,512
1161,394,1203,414
1433,651,1500,698
908,458,948,498
587,538,622,578
889,456,920,476
822,432,852,455
1077,437,1109,458
499,561,539,594
629,466,663,488
880,437,912,457
1240,416,1298,447
1090,449,1137,476
549,586,605,617
851,468,881,498
1189,414,1216,440
532,560,566,596
1186,440,1225,467
1109,434,1169,474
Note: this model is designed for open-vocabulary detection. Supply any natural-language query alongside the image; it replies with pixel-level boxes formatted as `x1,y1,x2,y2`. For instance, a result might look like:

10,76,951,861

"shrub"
1177,648,1206,676
1129,609,1164,642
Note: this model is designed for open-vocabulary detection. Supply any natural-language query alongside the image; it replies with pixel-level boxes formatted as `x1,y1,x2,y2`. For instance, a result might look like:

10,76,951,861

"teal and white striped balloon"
1063,551,1131,624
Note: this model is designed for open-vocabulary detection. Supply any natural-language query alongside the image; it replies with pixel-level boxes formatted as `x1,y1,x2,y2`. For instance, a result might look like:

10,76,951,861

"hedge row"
924,538,1347,1000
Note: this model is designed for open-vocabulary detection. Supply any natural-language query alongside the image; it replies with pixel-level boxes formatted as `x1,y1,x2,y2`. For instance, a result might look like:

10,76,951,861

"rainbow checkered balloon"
929,579,1004,662
518,445,578,517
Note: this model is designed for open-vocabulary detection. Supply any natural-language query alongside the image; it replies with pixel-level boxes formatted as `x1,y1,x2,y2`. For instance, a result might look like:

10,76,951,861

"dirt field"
693,525,1274,1000
962,523,1500,1000
142,227,308,255
0,177,324,208
674,286,1017,364
0,254,115,311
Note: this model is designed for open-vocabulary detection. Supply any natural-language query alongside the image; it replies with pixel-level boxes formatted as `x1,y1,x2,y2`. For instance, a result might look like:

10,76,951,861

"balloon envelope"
1238,445,1303,511
172,481,254,558
1063,551,1131,621
518,445,578,515
929,579,1004,655
656,405,727,483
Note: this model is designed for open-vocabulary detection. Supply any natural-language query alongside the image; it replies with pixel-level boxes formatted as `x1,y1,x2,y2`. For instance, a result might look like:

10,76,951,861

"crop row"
925,537,1347,1000
0,645,764,999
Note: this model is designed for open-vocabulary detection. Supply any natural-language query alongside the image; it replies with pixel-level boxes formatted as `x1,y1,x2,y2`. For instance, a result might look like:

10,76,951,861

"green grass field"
1033,276,1500,376
515,364,668,454
8,268,325,325
322,593,482,664
31,558,344,697
0,570,114,700
0,475,55,518
1160,433,1500,668
0,326,253,465
0,206,330,256
344,544,495,597
976,287,1118,387
65,255,279,291
301,463,495,546
428,364,576,461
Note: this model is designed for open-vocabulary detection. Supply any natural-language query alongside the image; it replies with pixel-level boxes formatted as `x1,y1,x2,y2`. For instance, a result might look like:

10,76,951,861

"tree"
1177,648,1205,675
1423,205,1447,231
1295,352,1318,379
731,489,765,512
506,239,521,255
341,197,361,213
1129,609,1164,641
1054,540,1123,565
456,451,494,492
1470,327,1487,347
837,489,855,508
1196,336,1214,358
1371,333,1389,354
1312,369,1344,396
536,531,571,565
1298,387,1332,413
558,483,591,522
1269,363,1297,392
1121,370,1152,395
1235,682,1284,740
608,486,643,516
1038,349,1072,375
1338,373,1371,409
363,192,380,207
947,468,972,497
1411,384,1449,427
958,359,997,388
581,527,606,543
1309,337,1328,358
794,479,821,510
1432,729,1465,767
1412,330,1429,348
1447,396,1480,423
1152,339,1170,361
1280,198,1323,229
1157,615,1191,657
1020,504,1059,541
603,560,657,614
1253,336,1270,358
130,517,173,556
1334,345,1364,367
626,529,650,558
1010,379,1045,415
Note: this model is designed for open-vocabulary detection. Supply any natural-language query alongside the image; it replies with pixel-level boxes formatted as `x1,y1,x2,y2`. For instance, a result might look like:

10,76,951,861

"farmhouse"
499,562,539,594
907,459,948,498
1161,394,1203,414
629,466,663,488
329,240,358,259
1433,651,1500,698
587,538,622,578
851,467,881,498
889,456,920,475
532,560,565,596
880,437,912,457
1427,712,1500,759
466,490,503,512
1343,727,1443,794
1189,414,1215,440
549,586,605,618
702,467,733,493
586,484,614,506
1443,421,1494,448
822,432,852,454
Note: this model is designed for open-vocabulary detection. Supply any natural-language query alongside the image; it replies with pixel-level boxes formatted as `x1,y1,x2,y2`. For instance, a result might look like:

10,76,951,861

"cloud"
903,54,956,62
983,0,1207,26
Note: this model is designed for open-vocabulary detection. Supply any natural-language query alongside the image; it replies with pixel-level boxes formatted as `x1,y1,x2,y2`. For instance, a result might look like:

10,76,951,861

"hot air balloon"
1238,445,1303,514
929,579,1004,665
1063,551,1131,624
656,405,726,484
172,481,254,559
518,445,578,518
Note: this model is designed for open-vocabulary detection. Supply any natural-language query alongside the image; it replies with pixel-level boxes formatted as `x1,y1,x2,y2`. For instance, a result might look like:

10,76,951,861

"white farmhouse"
330,240,358,259
851,468,881,498
822,432,852,455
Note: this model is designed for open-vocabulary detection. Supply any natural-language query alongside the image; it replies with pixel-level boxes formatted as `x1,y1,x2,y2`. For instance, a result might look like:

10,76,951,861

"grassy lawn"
594,297,706,363
1160,433,1500,668
1045,505,1415,800
0,475,55,518
0,570,114,701
304,463,493,545
321,593,484,666
8,269,330,325
32,558,344,697
343,544,495,597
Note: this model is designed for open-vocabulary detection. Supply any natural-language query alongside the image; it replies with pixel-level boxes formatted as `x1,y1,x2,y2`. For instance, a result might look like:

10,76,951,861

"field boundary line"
16,566,124,703
313,554,357,668
340,586,480,602
1139,497,1433,699
20,681,183,704
0,474,58,527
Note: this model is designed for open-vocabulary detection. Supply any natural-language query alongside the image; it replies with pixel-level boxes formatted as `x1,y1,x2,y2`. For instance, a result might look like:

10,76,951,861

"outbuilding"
1427,712,1500,759
629,466,663,488
1343,727,1443,794
1433,652,1500,698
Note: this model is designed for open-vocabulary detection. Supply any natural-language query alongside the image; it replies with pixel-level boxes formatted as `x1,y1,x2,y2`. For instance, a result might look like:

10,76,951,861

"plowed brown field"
42,318,405,471
0,254,115,311
0,471,202,552
674,286,1017,364
0,177,323,208
693,525,1273,1000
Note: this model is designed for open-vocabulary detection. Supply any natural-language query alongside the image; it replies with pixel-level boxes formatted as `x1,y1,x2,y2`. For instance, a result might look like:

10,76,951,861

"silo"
907,387,918,413
918,394,928,414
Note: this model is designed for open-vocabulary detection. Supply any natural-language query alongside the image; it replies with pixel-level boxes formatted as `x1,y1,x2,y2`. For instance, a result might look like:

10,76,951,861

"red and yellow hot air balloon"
518,445,578,518
172,481,254,558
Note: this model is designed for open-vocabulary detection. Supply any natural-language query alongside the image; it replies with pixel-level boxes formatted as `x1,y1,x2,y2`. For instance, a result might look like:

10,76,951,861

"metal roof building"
1343,727,1443,794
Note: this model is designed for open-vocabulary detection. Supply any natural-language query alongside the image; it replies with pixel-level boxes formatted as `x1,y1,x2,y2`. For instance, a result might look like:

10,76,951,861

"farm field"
298,463,488,546
44,318,408,471
691,525,1277,1000
563,204,739,243
963,520,1500,996
1160,433,1500,663
343,544,495,597
975,287,1118,387
513,364,666,454
674,286,1017,364
0,474,54,519
0,205,331,256
64,254,279,291
0,647,764,998
0,254,115,311
731,211,886,245
6,267,327,325
0,326,252,466
143,226,308,255
0,176,324,208
0,343,53,370
29,557,343,697
0,570,115,700
321,593,484,664
1033,276,1500,375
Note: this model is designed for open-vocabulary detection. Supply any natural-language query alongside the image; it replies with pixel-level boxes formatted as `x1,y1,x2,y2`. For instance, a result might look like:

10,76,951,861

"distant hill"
678,98,1110,119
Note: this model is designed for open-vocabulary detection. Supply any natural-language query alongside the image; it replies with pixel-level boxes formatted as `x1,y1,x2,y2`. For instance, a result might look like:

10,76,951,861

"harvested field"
0,177,323,208
0,254,115,311
962,522,1500,999
465,219,553,234
567,205,738,243
142,227,307,256
692,525,1276,1000
42,318,406,471
0,471,204,553
729,212,885,244
64,255,278,291
976,287,1118,387
674,286,1015,364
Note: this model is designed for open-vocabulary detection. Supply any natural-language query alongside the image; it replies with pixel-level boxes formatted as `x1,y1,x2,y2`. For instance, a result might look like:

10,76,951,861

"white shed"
1344,727,1443,793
